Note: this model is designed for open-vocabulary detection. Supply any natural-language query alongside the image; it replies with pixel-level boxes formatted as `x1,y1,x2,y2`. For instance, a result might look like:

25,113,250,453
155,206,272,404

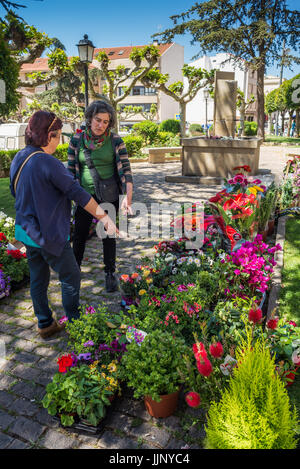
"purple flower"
77,353,92,361
177,285,188,292
83,340,94,347
85,306,96,314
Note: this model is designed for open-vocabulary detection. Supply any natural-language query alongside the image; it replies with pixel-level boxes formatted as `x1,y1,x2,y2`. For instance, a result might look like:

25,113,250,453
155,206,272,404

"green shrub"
53,143,69,162
237,121,258,136
189,123,204,134
132,121,159,145
122,135,144,157
159,119,181,134
0,150,18,174
205,331,298,449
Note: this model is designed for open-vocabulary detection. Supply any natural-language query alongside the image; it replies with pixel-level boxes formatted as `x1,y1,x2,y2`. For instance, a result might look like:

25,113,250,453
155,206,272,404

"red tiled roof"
20,43,173,72
93,43,173,59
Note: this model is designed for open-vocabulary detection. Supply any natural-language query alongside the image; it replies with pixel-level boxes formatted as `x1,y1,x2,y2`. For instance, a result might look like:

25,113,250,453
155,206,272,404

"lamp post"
203,88,210,138
76,34,95,109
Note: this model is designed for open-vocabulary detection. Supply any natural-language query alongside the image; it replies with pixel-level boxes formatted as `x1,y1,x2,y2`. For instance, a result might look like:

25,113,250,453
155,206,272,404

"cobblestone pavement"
0,148,293,449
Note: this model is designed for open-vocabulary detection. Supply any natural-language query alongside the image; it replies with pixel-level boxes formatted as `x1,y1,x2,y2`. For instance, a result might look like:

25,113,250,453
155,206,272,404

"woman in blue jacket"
10,111,117,339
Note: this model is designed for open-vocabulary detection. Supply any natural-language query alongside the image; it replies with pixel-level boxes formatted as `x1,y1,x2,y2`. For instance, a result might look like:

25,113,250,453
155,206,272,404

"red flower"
266,317,279,330
197,356,213,377
57,354,73,373
185,391,201,408
0,232,7,242
193,342,207,361
209,342,224,358
248,308,263,324
233,165,251,172
7,249,25,260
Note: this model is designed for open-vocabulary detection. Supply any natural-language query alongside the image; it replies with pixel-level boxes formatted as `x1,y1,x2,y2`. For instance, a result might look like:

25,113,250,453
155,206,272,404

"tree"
117,103,158,128
94,45,160,130
141,64,214,137
0,28,19,118
154,0,300,140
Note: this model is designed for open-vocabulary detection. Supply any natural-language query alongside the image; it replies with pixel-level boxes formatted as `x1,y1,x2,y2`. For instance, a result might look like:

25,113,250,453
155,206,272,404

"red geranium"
6,249,26,260
185,391,201,408
197,356,213,377
209,342,224,358
57,354,74,373
0,232,7,242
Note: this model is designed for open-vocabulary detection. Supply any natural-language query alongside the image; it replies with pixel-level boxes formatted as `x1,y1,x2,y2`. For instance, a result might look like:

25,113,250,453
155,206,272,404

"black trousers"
72,195,119,273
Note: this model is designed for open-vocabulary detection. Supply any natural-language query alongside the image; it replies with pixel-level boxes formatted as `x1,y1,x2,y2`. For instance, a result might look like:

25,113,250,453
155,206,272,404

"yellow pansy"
139,289,147,296
143,270,150,278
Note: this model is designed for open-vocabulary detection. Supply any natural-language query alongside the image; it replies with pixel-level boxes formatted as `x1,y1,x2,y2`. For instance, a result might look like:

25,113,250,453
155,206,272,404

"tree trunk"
287,111,293,137
256,64,265,140
296,109,300,138
179,102,186,138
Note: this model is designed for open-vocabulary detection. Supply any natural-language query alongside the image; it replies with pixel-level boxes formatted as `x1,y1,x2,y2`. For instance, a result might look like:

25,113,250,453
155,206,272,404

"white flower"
292,339,300,348
292,348,300,366
172,268,177,274
187,257,194,264
220,355,237,376
182,271,187,276
193,258,201,265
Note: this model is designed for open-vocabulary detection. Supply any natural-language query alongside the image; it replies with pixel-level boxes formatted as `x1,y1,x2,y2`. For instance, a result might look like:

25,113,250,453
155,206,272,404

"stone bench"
145,146,182,164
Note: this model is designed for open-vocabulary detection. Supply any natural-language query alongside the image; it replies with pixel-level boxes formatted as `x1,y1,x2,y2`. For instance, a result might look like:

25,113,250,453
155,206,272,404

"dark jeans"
72,196,119,273
25,241,81,329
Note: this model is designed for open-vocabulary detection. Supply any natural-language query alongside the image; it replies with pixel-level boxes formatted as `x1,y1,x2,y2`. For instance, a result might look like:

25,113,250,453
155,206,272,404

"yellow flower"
146,278,152,284
253,185,264,192
108,362,117,373
139,289,147,295
248,187,257,196
143,270,150,278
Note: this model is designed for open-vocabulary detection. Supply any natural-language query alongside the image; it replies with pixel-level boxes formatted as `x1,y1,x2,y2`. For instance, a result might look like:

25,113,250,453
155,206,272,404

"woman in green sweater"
67,100,133,292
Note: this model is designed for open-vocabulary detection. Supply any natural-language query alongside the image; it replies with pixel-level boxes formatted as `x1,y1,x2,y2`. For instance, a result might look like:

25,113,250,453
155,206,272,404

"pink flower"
292,349,300,366
58,316,68,324
248,307,263,324
289,321,297,327
197,357,213,377
209,342,224,358
185,391,201,408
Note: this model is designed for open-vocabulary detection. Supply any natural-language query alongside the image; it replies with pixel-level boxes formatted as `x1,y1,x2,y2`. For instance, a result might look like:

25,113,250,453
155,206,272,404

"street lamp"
203,88,210,137
76,34,95,109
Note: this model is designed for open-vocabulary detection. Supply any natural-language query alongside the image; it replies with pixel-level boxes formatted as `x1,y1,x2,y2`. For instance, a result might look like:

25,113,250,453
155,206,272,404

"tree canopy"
154,0,300,139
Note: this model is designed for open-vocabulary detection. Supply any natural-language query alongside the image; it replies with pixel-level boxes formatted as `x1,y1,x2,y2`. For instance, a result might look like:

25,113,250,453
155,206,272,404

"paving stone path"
0,149,292,449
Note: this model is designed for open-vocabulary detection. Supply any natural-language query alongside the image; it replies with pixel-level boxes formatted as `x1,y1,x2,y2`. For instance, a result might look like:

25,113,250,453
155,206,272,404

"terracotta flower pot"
144,390,179,418
261,229,268,242
267,219,275,236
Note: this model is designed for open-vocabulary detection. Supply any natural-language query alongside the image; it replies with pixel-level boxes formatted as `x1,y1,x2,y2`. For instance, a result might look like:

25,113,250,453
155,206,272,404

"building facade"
185,53,258,128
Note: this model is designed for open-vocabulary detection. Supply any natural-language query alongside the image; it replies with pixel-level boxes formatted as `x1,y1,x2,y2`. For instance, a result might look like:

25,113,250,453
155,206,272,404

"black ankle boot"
105,272,118,292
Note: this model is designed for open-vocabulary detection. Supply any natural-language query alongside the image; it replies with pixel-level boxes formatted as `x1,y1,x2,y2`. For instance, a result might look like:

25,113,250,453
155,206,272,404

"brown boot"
38,320,66,339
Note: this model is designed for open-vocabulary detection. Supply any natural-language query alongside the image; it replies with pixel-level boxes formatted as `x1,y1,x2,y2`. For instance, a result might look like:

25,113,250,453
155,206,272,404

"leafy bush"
122,135,144,157
53,143,69,162
120,329,186,402
0,150,18,174
205,331,298,449
159,119,181,134
189,124,204,135
132,121,159,145
237,121,258,136
155,131,180,147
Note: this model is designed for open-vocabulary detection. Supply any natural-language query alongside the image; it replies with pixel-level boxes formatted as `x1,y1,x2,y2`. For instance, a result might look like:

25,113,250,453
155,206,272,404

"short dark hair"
25,111,63,147
85,100,116,131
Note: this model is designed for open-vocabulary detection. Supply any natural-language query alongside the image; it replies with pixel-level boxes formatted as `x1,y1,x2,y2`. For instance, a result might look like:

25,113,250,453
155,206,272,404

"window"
131,86,145,96
144,87,157,96
108,51,115,56
118,50,124,55
7,138,15,150
0,137,5,149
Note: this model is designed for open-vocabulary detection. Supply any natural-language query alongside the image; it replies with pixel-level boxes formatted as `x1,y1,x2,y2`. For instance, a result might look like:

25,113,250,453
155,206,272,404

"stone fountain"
166,71,263,185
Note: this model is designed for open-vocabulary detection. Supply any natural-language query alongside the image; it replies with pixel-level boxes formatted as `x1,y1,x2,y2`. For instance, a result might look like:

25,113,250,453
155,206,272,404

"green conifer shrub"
205,331,298,449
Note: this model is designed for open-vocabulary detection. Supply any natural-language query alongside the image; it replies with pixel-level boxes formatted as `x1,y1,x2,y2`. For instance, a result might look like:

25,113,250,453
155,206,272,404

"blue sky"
11,0,300,79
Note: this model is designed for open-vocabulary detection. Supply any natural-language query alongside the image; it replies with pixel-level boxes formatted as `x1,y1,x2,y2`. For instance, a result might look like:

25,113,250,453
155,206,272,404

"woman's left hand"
121,195,133,215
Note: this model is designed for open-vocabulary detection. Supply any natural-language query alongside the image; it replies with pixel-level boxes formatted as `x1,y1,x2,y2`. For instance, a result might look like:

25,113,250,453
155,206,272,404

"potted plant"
42,354,120,427
120,329,187,418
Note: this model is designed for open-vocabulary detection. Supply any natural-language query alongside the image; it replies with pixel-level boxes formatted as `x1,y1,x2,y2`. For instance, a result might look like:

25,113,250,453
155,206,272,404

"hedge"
159,119,181,134
122,135,144,157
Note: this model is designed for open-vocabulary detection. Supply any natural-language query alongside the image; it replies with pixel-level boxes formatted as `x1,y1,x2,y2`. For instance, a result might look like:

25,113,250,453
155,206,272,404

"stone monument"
213,71,237,138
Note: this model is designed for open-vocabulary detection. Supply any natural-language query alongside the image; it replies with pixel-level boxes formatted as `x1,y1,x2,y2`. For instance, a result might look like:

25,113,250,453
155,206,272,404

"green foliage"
256,182,278,232
0,149,18,173
156,131,180,147
132,121,159,145
0,30,19,118
42,363,114,427
120,329,186,402
53,143,69,162
237,121,258,136
205,331,298,449
159,119,181,134
122,135,144,157
65,306,126,356
189,123,204,134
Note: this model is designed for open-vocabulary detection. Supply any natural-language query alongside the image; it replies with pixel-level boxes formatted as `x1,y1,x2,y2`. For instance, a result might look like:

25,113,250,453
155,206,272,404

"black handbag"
83,148,120,203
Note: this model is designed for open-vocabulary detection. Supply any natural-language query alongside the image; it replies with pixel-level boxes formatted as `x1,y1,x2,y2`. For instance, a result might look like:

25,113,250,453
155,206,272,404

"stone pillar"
213,71,237,138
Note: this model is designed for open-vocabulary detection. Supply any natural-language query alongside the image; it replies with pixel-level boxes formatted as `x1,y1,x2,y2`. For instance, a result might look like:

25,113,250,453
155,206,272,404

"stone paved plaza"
0,147,295,449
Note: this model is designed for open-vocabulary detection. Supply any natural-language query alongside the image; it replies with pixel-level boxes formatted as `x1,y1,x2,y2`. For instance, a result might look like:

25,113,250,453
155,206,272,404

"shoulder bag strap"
13,151,43,194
